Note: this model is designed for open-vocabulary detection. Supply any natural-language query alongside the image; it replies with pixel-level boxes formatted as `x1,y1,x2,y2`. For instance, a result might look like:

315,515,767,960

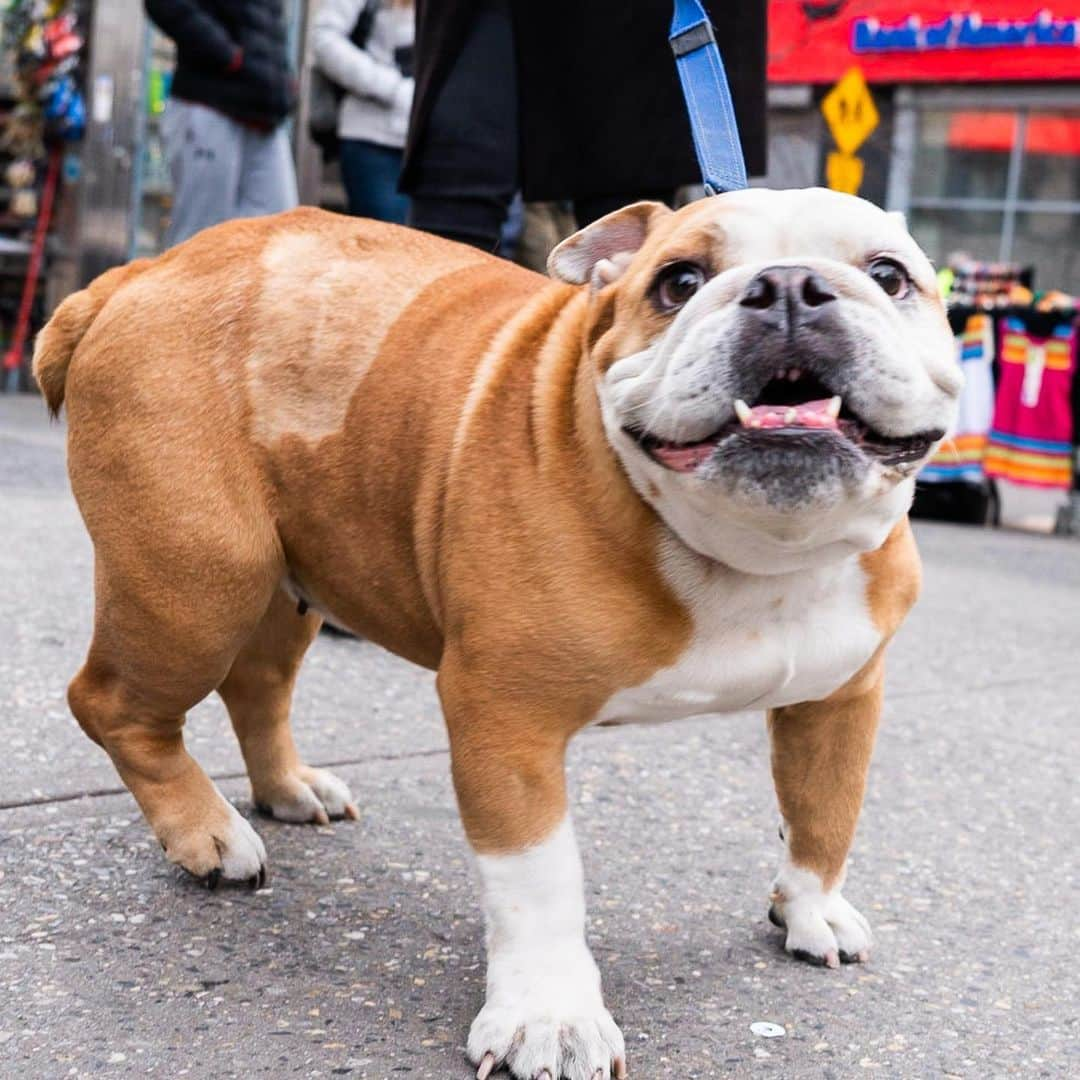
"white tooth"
826,395,842,419
784,408,798,424
734,399,752,424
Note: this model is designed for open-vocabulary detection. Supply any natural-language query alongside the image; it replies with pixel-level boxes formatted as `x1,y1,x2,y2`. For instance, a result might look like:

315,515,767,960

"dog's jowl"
35,188,960,1080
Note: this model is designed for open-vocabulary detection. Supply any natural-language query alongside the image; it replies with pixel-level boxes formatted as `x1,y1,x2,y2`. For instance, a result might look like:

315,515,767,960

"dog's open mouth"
626,368,941,473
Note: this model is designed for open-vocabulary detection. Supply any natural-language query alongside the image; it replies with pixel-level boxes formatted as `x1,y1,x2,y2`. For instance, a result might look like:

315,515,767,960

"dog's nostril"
740,274,777,310
801,272,836,307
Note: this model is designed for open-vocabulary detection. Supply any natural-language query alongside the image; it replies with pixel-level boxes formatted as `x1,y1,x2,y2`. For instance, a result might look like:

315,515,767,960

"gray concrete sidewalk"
1,393,1078,1078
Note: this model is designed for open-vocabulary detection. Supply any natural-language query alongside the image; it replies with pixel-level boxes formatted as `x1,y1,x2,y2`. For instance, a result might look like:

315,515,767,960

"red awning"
948,113,1080,155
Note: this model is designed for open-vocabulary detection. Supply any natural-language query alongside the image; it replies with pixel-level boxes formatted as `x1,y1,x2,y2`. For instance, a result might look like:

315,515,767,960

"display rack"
914,298,1080,535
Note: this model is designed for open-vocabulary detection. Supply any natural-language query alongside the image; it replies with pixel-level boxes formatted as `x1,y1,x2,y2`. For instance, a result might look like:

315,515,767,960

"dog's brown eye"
868,258,910,298
654,263,706,311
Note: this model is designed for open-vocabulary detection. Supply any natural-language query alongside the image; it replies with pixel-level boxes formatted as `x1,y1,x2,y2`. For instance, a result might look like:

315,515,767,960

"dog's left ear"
548,201,671,288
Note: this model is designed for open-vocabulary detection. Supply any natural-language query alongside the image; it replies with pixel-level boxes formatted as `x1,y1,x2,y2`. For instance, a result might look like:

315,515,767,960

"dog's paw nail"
313,806,330,826
344,802,360,821
204,867,221,891
591,1069,604,1080
856,949,870,963
476,1051,496,1080
767,905,785,929
824,949,840,969
534,1070,553,1080
614,1056,628,1079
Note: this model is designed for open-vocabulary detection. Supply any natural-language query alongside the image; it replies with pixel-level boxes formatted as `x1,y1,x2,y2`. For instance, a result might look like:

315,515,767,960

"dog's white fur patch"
244,232,475,446
217,797,268,880
597,535,881,725
772,857,873,965
469,817,625,1078
261,767,355,823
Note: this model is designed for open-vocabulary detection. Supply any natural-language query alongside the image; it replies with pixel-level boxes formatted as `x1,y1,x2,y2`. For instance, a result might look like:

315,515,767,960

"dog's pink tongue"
744,399,839,430
651,398,841,473
652,442,718,472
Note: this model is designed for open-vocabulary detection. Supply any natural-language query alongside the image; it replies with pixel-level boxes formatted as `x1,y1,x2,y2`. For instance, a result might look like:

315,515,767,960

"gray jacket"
311,0,414,148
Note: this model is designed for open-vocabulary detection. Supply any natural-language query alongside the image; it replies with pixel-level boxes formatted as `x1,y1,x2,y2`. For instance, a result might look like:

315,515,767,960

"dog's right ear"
548,201,671,289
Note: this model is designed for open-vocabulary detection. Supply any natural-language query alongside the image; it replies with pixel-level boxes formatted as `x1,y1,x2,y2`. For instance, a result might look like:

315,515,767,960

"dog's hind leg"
68,552,281,887
218,588,359,825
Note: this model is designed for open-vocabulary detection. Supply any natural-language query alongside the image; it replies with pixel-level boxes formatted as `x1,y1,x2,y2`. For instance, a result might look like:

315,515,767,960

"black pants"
407,0,672,252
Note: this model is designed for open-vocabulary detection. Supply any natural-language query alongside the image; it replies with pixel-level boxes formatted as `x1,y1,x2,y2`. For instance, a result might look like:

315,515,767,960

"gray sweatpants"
162,99,298,247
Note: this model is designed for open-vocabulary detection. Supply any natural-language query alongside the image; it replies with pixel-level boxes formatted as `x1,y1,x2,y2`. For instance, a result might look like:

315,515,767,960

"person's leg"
338,139,409,224
162,100,243,246
572,190,675,229
406,0,517,251
236,122,299,218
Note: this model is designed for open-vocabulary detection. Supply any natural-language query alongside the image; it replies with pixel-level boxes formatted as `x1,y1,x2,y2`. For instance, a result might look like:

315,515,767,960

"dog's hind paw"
254,765,359,826
160,794,268,888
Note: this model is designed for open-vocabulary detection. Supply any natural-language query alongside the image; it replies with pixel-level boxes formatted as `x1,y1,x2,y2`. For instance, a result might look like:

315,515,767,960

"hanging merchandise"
984,315,1077,490
2,145,62,382
946,256,1031,309
0,0,86,388
921,312,996,485
1,2,86,167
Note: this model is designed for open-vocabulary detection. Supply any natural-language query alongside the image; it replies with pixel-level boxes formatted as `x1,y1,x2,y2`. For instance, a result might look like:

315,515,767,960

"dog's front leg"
439,669,626,1080
766,656,883,968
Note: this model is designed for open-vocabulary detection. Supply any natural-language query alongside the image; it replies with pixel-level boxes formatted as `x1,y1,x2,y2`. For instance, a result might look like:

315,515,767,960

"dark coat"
402,0,766,201
145,0,296,127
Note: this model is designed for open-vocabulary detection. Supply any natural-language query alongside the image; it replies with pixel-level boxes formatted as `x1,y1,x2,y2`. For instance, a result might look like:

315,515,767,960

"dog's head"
549,188,961,573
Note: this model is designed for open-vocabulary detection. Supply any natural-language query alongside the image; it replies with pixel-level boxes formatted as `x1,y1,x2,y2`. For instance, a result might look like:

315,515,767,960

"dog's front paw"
769,866,872,968
468,951,626,1080
159,794,267,888
254,765,359,826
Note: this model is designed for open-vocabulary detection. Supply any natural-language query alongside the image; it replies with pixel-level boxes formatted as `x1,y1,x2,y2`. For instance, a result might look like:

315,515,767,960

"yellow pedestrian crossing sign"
821,68,879,157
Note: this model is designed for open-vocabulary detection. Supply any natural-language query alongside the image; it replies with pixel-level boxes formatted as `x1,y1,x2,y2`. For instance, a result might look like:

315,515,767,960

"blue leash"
669,0,748,195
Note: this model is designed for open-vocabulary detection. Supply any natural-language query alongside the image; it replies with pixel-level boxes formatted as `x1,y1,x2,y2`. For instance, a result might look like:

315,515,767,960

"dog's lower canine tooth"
827,396,842,419
734,399,752,424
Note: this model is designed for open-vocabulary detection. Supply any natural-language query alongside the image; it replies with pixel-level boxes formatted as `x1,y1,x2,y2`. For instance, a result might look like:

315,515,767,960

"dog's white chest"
597,547,881,725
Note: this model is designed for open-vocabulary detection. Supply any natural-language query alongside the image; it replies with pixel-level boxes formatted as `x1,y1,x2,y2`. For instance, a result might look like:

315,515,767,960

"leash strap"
669,0,748,195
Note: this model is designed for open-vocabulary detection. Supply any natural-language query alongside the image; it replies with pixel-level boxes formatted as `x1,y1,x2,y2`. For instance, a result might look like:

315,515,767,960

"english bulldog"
35,188,960,1080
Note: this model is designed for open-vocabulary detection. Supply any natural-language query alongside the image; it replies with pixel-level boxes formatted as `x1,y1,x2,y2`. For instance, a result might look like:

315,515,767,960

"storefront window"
911,110,1013,200
1019,113,1080,203
904,103,1080,293
1011,210,1080,291
908,208,1005,270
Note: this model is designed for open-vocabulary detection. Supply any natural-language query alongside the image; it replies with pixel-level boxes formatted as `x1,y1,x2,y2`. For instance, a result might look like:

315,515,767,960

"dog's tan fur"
37,204,916,887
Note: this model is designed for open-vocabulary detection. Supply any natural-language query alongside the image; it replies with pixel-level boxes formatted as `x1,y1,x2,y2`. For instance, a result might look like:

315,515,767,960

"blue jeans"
339,139,409,224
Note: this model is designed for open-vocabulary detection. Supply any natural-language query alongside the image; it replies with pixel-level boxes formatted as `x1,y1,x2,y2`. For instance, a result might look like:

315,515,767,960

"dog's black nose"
740,265,837,318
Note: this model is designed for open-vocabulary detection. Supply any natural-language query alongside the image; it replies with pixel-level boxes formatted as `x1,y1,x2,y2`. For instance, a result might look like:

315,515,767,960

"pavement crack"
0,746,449,812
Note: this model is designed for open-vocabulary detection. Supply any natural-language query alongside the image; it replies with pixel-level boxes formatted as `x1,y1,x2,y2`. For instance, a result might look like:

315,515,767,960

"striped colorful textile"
921,313,994,484
985,317,1076,490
